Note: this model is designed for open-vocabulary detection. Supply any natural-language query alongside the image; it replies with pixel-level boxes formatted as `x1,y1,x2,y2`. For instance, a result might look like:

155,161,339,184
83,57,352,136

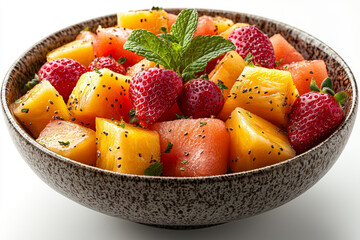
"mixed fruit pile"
13,8,347,177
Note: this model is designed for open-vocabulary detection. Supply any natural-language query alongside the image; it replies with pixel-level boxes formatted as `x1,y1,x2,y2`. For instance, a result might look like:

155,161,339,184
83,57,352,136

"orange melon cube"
226,107,295,172
13,80,71,138
36,120,97,165
220,23,249,39
126,59,157,77
67,68,133,129
209,16,234,34
96,118,161,175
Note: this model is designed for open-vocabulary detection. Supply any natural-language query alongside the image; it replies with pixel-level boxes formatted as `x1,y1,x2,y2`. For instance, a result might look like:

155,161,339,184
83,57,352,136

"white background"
1,0,360,239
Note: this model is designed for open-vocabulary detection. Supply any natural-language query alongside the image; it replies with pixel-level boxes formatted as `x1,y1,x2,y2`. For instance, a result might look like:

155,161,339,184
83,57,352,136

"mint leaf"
117,57,127,65
244,52,255,67
144,162,163,176
170,9,198,51
164,142,173,153
59,141,70,146
123,29,176,69
181,35,235,74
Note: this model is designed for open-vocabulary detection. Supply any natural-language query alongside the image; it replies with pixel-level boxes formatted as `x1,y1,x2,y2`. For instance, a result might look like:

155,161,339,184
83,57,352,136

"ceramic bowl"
1,8,358,229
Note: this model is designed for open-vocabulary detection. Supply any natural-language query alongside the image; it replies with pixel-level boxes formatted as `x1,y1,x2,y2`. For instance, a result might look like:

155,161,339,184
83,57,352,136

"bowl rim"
1,8,358,182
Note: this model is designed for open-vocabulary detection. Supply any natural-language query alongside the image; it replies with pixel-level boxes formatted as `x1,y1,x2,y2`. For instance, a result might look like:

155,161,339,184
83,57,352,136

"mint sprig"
123,9,235,80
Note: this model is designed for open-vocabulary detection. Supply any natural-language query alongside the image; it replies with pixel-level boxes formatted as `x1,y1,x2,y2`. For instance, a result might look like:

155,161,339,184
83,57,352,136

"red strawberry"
38,58,86,102
287,78,346,154
228,25,276,68
129,67,183,127
177,78,224,118
87,57,126,75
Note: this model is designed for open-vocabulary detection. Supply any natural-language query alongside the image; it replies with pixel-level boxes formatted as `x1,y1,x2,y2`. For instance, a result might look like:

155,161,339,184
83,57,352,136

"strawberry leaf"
320,77,333,91
321,87,335,96
334,91,347,105
310,78,320,92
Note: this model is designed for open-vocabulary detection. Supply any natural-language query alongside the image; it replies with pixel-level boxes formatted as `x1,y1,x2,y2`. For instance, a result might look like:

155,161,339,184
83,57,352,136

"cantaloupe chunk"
209,50,247,99
209,16,234,34
166,13,177,30
117,10,168,35
218,66,299,129
226,107,295,172
36,120,97,165
96,118,161,175
68,68,133,129
283,60,328,96
220,23,249,39
13,80,71,138
150,118,229,177
46,40,95,67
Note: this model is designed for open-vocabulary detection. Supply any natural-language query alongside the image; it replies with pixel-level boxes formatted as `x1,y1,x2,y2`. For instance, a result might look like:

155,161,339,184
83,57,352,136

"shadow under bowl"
1,8,358,229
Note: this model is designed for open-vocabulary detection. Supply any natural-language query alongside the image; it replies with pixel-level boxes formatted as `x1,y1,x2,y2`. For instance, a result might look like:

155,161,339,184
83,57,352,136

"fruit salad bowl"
1,8,358,229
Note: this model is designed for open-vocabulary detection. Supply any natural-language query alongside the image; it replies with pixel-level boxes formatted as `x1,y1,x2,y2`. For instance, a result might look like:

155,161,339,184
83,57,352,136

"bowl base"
137,222,225,230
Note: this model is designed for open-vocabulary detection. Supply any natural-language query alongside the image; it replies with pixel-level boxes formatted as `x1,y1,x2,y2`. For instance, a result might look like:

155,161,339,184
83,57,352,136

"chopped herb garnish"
15,99,22,103
160,27,167,34
275,58,283,67
217,80,228,90
59,141,70,146
117,57,127,65
176,114,189,119
181,160,188,164
244,53,255,67
128,108,137,124
93,67,101,74
144,162,163,176
151,6,163,11
83,27,89,31
180,167,185,171
164,141,173,153
199,122,207,127
21,108,29,113
283,65,288,69
24,73,40,92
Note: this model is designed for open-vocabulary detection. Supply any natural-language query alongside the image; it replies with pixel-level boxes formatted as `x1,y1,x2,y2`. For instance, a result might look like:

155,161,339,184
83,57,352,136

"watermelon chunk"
92,27,144,68
283,60,328,96
270,34,304,66
150,118,229,177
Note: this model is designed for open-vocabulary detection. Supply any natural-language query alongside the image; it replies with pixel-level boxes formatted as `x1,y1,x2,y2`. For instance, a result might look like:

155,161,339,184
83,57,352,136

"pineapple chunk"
68,68,133,129
220,23,249,39
36,120,97,165
226,107,295,172
46,40,95,67
96,118,161,175
209,51,247,99
210,16,234,34
13,80,71,138
219,66,298,129
117,10,168,35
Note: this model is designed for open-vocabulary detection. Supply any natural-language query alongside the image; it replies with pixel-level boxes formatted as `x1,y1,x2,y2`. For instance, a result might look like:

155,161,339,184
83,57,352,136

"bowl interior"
1,8,357,175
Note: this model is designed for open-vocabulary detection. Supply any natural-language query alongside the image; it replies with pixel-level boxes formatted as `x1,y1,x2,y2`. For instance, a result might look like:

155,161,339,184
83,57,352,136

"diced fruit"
87,57,126,75
13,80,71,138
228,25,276,68
68,68,133,129
75,29,97,42
196,54,224,76
270,34,304,66
46,40,95,68
36,120,97,165
226,107,295,172
38,58,87,102
96,118,161,175
166,13,177,30
129,67,183,127
209,51,247,99
117,10,168,35
92,27,144,68
218,66,299,129
150,118,229,177
158,103,183,122
177,78,224,118
288,78,345,154
219,23,249,39
126,59,157,77
209,16,234,34
282,60,328,96
194,16,217,36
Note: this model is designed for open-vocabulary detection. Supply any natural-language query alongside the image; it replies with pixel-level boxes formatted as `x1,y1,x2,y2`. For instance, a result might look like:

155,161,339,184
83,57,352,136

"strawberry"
87,57,126,75
228,25,276,68
177,78,224,118
38,58,87,102
287,78,347,154
129,67,183,127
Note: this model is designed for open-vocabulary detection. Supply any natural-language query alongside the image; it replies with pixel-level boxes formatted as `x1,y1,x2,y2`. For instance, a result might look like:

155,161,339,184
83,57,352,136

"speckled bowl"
1,9,358,229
